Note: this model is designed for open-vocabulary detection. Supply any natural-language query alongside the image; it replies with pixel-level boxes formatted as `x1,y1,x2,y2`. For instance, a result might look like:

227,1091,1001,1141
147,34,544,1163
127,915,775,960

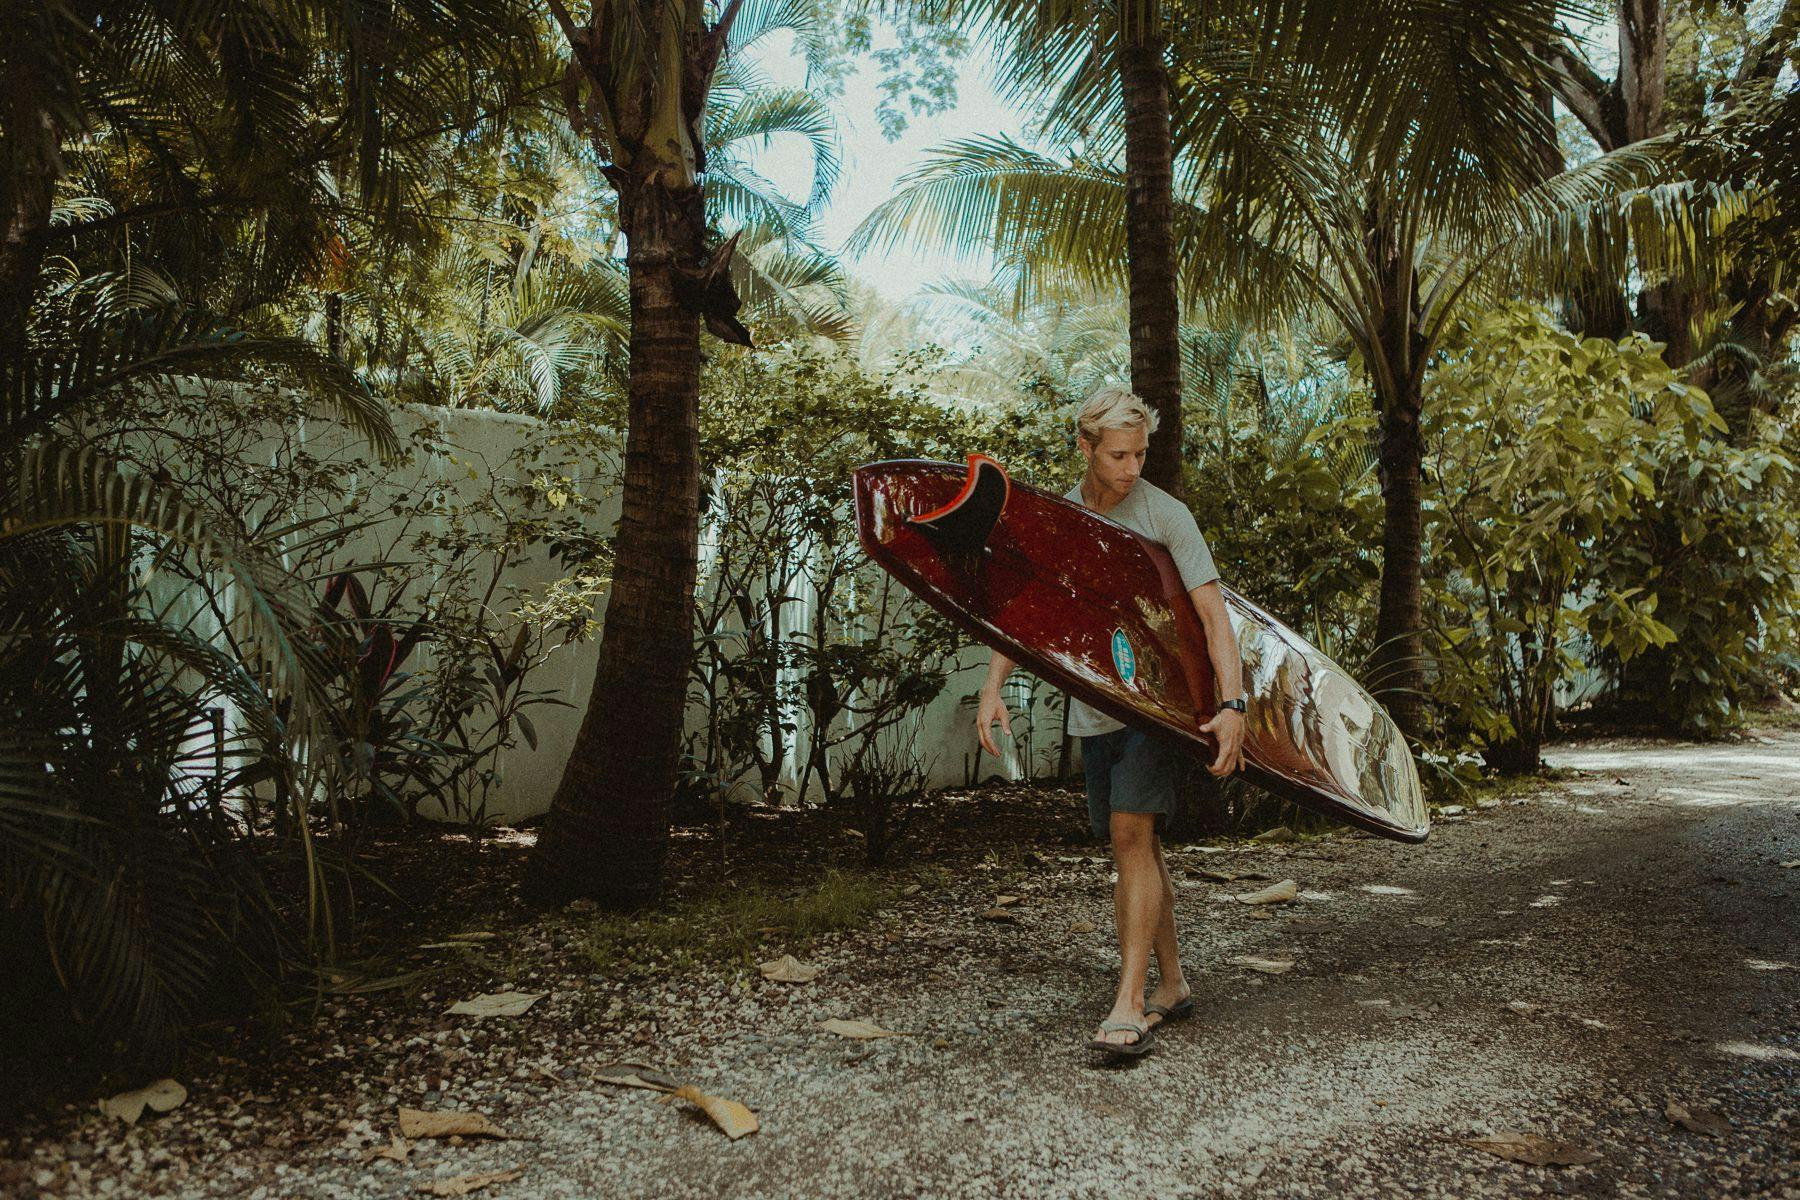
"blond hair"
1075,385,1159,445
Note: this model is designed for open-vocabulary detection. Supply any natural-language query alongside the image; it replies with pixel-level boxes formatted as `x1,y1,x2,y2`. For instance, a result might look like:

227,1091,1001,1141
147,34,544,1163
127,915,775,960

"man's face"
1079,423,1149,499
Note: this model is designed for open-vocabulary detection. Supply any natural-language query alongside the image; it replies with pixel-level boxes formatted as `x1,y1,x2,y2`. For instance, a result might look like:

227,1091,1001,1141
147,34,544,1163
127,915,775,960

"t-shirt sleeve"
1158,497,1220,591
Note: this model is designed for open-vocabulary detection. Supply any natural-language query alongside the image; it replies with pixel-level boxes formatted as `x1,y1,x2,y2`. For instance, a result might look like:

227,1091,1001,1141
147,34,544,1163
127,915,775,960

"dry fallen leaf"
1227,955,1295,974
362,1135,414,1164
818,1018,905,1040
668,1085,759,1140
445,931,499,942
397,1108,510,1140
595,1063,679,1093
1780,860,1799,869
1194,868,1238,883
1506,1000,1539,1017
1465,1132,1602,1167
1665,1101,1732,1137
981,907,1018,921
446,991,545,1018
98,1078,187,1125
758,954,820,983
1235,879,1298,906
1411,916,1446,928
1069,919,1097,933
416,1168,523,1196
994,895,1022,906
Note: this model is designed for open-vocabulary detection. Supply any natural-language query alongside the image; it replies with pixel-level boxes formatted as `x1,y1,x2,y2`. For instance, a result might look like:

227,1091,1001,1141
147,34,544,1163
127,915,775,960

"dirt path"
6,732,1798,1198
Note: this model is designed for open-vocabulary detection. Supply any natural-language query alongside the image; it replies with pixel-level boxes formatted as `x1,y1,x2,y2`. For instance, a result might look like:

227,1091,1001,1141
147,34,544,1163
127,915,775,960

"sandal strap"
1099,1019,1148,1033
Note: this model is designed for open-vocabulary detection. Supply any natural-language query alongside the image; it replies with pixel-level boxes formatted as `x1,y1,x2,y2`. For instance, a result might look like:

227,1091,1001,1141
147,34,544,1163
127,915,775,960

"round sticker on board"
1110,628,1137,684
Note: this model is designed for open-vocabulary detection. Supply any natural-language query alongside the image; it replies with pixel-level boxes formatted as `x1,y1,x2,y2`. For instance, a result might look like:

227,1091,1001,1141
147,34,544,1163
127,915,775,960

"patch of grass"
580,869,895,978
1746,699,1800,732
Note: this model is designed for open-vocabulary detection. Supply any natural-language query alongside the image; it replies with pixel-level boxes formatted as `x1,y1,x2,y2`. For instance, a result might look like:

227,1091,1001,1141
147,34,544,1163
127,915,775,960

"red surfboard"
853,454,1428,843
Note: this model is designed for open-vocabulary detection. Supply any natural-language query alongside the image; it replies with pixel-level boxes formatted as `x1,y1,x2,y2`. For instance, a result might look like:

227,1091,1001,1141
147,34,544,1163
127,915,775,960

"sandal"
1087,1018,1155,1058
1145,994,1195,1025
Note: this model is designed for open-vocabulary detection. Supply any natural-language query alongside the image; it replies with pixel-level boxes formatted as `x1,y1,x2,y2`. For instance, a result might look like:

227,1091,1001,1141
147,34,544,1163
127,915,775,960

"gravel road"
5,731,1797,1199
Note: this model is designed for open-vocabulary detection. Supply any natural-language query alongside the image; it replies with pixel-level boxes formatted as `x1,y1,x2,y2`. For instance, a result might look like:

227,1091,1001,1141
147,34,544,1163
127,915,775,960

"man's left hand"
1198,708,1245,777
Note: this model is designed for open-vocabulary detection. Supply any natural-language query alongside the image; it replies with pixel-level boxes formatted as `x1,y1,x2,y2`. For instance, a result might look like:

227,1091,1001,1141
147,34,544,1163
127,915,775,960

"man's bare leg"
1093,812,1163,1047
1146,838,1191,1017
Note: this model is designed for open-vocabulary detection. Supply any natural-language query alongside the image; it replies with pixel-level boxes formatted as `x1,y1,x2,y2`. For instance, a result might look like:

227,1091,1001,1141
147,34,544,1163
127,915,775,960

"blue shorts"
1081,727,1187,841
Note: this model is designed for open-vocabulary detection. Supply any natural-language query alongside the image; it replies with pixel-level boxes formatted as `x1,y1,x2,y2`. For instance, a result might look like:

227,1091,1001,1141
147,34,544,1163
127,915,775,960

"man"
975,385,1246,1058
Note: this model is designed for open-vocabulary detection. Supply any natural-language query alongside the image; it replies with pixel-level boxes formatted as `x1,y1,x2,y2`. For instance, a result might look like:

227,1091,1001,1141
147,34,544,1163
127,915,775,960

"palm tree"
0,0,530,1057
858,3,1596,733
531,0,842,905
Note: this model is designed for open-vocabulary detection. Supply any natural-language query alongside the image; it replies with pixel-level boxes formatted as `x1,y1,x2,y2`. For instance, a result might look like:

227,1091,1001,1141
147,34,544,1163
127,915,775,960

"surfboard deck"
853,454,1428,844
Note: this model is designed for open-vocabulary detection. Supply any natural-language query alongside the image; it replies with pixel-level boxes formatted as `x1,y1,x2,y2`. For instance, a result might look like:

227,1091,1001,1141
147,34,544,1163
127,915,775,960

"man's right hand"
975,688,1013,758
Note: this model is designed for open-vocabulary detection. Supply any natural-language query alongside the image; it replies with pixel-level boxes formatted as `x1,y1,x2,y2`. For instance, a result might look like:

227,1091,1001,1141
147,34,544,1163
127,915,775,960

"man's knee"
1109,811,1159,856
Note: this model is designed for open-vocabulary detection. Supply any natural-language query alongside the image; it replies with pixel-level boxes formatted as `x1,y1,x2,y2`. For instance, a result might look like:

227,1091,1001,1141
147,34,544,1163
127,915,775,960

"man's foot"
1087,1012,1155,1057
1091,1006,1153,1047
1144,979,1193,1026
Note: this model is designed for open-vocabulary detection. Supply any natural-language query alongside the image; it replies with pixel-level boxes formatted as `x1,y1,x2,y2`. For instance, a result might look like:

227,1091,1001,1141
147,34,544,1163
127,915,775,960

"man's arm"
1189,581,1246,776
975,650,1016,757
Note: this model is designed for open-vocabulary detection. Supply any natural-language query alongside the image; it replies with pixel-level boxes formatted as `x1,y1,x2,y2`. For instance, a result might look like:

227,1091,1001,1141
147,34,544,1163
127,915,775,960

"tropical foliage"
2,0,1797,1066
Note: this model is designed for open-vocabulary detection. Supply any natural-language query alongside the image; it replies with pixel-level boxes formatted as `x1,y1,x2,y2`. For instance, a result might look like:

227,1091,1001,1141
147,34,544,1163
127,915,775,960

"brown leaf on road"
668,1085,759,1140
1665,1101,1732,1137
416,1168,524,1196
362,1135,414,1164
1234,879,1298,906
981,907,1018,921
994,895,1022,906
446,991,545,1018
818,1018,905,1039
1069,919,1097,933
98,1078,187,1125
595,1064,680,1093
758,953,820,983
397,1108,510,1140
1465,1132,1602,1167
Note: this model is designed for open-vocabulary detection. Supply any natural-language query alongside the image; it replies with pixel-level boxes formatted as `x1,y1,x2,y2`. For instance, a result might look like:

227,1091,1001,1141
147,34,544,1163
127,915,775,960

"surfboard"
852,454,1428,843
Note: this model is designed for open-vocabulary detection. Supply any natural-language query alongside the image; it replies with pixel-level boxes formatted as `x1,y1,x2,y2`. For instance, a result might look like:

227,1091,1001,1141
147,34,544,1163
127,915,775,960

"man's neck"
1081,475,1130,515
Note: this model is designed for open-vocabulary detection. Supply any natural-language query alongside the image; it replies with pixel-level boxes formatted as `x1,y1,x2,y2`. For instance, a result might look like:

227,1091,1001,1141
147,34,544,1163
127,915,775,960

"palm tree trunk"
1373,377,1426,737
527,179,706,907
1364,207,1428,737
1117,4,1184,499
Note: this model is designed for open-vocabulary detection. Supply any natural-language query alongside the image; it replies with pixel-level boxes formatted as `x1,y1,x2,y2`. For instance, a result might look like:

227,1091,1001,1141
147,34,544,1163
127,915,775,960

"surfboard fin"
907,454,1010,554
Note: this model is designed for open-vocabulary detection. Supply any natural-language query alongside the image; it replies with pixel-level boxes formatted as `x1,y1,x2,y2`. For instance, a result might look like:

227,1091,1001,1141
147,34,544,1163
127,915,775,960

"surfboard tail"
906,453,1010,553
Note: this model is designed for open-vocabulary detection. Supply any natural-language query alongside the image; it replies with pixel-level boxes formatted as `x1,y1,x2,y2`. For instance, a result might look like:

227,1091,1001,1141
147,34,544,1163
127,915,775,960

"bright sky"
742,29,1035,302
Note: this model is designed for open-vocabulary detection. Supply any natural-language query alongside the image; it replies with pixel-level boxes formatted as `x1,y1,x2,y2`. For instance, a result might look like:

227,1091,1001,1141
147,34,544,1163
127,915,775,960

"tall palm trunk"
1117,2,1184,499
531,0,750,907
530,181,706,907
1363,206,1428,737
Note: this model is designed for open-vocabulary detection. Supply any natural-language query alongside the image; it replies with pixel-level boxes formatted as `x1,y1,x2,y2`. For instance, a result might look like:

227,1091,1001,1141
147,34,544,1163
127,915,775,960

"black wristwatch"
1219,694,1248,713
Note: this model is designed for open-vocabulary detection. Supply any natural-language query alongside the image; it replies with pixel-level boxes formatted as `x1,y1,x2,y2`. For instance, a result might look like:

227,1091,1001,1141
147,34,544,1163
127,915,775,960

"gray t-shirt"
1061,478,1220,737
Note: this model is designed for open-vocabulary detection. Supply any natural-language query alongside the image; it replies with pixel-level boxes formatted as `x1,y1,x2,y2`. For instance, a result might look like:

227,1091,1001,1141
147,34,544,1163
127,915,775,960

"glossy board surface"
853,457,1428,843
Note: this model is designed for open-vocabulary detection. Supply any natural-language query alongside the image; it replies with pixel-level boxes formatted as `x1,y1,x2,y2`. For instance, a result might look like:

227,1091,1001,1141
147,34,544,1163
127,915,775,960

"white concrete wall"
190,401,1068,823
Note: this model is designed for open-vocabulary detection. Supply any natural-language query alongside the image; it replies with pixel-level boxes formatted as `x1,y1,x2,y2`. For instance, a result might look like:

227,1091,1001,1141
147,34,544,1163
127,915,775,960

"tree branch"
1727,0,1800,107
1545,39,1619,151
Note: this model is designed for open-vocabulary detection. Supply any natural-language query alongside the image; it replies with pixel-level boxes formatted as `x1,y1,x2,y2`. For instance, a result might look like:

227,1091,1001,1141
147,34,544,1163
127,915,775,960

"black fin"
908,455,1009,554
